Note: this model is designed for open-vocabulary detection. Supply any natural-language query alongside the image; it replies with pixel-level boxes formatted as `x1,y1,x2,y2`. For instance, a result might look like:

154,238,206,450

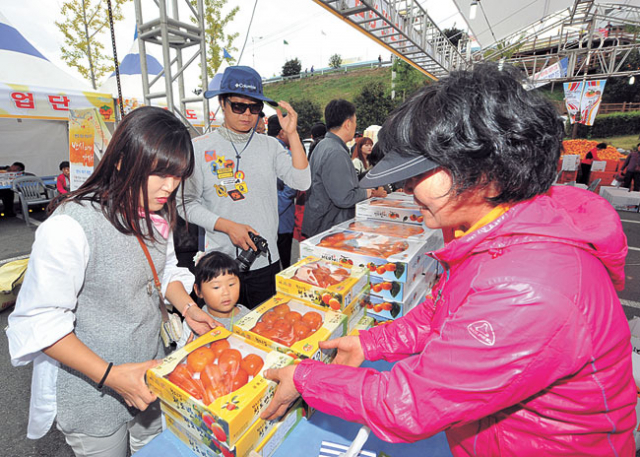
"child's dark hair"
195,251,240,287
59,161,69,170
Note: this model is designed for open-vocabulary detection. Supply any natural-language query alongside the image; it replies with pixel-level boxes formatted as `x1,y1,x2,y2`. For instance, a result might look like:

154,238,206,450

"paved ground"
1,205,639,456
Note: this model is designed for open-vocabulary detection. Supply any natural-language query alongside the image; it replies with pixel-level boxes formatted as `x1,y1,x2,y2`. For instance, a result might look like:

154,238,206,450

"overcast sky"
3,0,462,92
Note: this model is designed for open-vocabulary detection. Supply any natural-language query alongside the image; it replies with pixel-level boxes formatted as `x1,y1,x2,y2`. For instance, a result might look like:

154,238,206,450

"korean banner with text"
563,79,607,126
68,107,112,191
0,83,114,123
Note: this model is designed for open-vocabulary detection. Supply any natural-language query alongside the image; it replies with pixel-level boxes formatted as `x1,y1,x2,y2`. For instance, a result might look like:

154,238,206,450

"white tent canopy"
0,11,112,176
0,12,91,90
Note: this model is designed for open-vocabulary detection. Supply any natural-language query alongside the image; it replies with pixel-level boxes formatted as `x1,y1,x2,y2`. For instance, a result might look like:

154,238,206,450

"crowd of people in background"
5,62,639,457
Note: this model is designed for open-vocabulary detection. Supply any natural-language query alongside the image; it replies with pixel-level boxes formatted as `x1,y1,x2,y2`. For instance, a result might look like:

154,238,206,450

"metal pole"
134,0,151,106
196,0,210,132
172,0,186,118
159,0,174,112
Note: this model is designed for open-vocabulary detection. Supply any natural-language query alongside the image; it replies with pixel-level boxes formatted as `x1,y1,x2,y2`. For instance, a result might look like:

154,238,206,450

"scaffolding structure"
312,0,470,80
130,0,639,111
132,0,210,131
479,2,640,83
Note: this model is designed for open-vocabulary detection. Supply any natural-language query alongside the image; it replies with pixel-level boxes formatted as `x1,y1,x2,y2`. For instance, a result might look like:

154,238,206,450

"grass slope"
263,67,391,109
263,67,638,149
589,134,639,151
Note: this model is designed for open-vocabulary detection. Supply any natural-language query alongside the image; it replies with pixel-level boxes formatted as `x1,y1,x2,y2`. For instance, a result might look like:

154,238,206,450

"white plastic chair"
11,176,55,226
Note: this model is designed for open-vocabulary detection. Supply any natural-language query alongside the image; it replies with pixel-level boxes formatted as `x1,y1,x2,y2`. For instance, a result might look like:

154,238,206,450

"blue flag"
223,48,232,59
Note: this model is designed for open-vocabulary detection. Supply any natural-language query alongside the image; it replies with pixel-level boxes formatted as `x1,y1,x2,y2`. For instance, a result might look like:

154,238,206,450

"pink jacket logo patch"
467,320,495,346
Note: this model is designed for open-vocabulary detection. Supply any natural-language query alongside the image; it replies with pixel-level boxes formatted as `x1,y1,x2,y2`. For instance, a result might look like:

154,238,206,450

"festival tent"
99,29,165,115
0,11,114,176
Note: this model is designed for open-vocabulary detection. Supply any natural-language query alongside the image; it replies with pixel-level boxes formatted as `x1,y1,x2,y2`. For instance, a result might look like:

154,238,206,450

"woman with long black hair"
7,107,220,456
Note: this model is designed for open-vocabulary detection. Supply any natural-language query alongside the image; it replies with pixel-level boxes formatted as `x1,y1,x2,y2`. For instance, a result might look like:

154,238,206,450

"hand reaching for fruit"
319,336,365,368
260,365,300,421
371,187,388,198
185,305,223,336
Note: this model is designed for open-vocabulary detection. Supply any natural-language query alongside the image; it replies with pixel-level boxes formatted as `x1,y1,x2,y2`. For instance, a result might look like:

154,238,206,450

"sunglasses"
226,100,263,115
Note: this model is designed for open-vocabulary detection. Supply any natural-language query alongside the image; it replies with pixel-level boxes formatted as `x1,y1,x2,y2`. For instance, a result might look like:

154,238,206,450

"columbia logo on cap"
235,83,257,90
203,65,277,105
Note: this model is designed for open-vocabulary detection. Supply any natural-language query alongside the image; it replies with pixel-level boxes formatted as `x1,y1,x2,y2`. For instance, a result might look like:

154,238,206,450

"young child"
178,251,251,346
56,160,70,194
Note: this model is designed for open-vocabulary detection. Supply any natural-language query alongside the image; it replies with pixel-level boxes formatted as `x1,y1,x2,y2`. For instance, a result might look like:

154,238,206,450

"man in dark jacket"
301,99,385,237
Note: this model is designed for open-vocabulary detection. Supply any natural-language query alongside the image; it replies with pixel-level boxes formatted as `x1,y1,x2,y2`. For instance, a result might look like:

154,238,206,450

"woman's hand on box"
186,305,222,335
319,336,365,367
260,365,300,421
106,360,161,410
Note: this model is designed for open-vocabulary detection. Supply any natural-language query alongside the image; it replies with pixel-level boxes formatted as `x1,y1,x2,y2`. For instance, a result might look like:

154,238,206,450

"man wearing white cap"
179,66,310,308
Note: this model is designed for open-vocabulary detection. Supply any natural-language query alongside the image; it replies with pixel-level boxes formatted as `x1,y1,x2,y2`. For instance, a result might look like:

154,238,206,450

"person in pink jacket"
261,63,637,456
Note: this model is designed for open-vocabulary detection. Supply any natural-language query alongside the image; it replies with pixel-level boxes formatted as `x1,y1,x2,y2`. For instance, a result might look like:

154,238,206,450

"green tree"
329,53,342,69
282,58,302,77
353,81,395,130
392,59,431,102
443,27,465,48
601,49,640,103
55,0,130,89
482,35,526,61
192,0,239,79
289,98,322,138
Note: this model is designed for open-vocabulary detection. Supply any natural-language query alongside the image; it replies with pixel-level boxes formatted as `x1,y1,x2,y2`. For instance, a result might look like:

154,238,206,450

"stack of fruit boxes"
233,294,348,363
300,206,443,322
334,217,441,321
274,256,370,333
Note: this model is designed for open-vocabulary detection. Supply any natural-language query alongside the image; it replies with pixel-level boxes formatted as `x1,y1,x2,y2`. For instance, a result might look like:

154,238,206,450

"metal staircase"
312,0,470,79
569,0,595,24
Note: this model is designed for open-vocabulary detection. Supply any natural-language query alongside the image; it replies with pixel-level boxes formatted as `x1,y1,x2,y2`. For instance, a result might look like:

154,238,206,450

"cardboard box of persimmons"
275,256,369,312
146,327,294,449
161,398,304,457
348,315,375,336
233,294,347,363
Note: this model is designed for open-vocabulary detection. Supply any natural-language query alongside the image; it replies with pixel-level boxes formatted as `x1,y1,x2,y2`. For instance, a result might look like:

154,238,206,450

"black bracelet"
97,362,113,390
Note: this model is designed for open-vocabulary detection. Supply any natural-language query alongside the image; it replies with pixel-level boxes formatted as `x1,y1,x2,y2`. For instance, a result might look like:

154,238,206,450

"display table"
138,360,453,457
600,186,640,212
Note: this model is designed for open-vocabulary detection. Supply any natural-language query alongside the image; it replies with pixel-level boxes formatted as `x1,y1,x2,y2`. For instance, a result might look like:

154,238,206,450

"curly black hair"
376,63,564,204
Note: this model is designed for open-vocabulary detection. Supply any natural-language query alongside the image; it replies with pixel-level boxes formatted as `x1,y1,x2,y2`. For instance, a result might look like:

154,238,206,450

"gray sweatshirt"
179,129,310,269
